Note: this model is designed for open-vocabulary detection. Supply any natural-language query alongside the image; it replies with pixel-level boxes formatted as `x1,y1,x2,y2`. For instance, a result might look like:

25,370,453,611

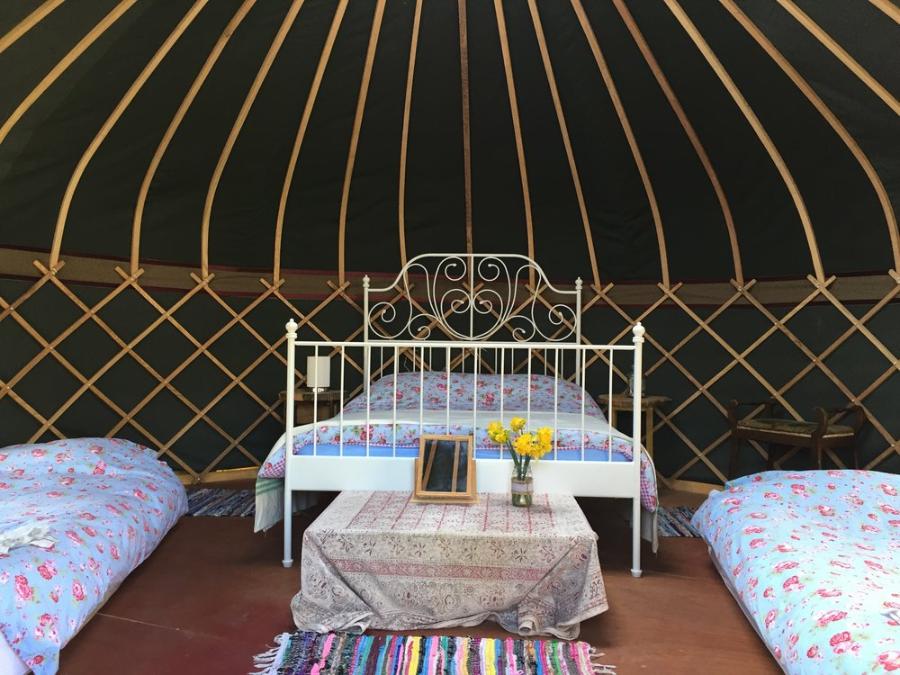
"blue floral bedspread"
0,438,187,674
692,470,900,674
254,373,658,533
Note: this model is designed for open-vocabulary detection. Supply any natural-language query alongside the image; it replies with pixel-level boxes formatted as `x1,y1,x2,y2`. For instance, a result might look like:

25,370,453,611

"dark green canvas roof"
1,0,898,284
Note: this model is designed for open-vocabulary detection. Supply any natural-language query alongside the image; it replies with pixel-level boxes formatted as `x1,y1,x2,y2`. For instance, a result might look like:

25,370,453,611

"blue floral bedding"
0,438,187,674
692,470,900,674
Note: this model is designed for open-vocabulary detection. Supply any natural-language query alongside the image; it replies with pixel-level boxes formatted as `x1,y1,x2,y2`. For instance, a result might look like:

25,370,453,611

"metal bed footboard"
280,325,646,576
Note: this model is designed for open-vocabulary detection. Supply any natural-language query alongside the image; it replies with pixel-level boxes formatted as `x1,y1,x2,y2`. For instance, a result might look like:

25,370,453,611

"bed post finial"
362,274,370,289
632,321,645,343
286,318,298,336
575,276,582,291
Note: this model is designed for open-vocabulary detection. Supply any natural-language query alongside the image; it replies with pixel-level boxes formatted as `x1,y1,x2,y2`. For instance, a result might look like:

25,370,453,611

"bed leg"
282,489,293,568
631,496,642,578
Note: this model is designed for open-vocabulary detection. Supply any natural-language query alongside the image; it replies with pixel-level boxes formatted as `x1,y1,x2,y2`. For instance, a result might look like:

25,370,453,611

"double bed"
0,438,187,675
253,253,658,576
692,470,900,674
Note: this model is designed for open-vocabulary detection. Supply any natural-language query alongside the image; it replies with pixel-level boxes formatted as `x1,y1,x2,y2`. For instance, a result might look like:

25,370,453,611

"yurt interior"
1,1,898,673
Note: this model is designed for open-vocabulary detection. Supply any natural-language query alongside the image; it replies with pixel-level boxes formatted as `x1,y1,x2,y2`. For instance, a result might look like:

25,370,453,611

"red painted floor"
58,496,778,674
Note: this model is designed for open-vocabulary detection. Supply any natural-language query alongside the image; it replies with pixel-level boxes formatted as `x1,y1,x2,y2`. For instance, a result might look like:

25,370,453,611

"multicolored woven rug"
657,505,700,537
187,488,255,517
251,631,615,675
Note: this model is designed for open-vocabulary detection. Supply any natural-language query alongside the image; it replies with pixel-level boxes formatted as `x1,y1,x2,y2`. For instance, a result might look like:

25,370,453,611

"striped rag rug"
251,631,615,675
187,488,255,517
656,505,700,537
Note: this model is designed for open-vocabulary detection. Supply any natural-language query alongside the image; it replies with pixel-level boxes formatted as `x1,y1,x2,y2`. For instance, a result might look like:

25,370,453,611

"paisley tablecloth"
291,491,607,640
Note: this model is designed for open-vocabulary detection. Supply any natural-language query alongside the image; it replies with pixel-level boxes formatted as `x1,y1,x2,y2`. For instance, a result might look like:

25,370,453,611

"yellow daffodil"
510,417,526,432
487,421,508,444
513,432,535,456
536,426,553,455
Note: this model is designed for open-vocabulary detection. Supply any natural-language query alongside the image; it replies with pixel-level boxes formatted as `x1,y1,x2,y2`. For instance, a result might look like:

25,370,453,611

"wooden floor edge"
666,477,722,496
176,466,259,486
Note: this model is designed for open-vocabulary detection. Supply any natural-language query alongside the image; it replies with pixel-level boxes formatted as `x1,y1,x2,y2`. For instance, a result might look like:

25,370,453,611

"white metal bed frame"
281,253,646,576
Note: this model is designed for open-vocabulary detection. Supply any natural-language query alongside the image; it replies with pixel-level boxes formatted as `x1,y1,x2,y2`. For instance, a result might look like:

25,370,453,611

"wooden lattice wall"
1,1,898,486
2,253,897,486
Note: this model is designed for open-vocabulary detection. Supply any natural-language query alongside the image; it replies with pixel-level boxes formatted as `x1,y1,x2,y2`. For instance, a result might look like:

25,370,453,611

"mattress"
0,438,187,674
692,470,900,674
0,635,27,675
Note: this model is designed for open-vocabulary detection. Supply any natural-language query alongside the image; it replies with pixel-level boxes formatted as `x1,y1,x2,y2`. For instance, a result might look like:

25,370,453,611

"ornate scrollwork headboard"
363,253,582,343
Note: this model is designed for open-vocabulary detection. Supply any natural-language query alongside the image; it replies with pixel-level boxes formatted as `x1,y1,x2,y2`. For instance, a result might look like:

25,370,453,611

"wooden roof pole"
337,0,388,285
458,0,474,257
720,0,899,273
776,0,900,116
570,0,670,288
49,0,208,271
132,0,257,276
272,0,349,283
398,0,425,270
526,0,601,289
0,0,65,55
611,0,741,285
493,0,536,286
201,0,306,278
0,0,137,148
664,0,825,283
868,0,900,23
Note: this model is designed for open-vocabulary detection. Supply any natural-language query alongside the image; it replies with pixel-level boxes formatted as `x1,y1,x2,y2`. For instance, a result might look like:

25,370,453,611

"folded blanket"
0,522,55,555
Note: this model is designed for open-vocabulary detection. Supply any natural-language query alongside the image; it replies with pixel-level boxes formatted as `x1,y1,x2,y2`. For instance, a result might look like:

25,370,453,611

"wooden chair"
728,399,865,479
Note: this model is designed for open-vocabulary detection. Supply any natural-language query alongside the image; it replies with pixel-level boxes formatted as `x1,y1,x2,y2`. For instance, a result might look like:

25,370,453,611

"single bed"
0,438,187,675
254,253,656,576
691,470,900,674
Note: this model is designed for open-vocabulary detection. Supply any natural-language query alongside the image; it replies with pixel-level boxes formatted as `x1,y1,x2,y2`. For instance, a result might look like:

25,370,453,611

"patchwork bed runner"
252,631,616,675
292,491,607,640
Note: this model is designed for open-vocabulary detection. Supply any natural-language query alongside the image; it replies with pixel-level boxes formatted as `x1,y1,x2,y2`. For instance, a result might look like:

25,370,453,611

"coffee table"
291,491,607,639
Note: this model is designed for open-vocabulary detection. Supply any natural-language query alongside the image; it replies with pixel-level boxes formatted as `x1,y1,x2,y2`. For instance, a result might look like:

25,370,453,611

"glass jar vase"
510,467,533,507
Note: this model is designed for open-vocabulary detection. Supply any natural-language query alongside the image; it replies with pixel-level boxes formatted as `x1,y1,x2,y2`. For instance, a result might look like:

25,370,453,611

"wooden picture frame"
413,434,477,504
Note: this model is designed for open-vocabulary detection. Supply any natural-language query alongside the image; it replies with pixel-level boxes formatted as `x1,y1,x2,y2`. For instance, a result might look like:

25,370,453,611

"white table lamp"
306,356,330,393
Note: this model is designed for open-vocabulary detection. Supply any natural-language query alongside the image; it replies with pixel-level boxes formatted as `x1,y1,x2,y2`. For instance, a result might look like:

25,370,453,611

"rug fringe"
589,646,617,674
249,632,290,675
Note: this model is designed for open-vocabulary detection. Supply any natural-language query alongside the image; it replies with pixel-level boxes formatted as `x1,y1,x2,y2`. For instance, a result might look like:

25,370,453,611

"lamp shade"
306,356,330,389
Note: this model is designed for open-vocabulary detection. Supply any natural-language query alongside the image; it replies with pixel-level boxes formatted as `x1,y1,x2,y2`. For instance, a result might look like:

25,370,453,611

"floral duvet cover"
0,438,187,674
692,470,900,674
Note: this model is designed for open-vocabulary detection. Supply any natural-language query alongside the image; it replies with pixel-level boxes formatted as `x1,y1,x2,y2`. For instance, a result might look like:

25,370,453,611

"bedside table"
597,394,670,459
279,389,342,425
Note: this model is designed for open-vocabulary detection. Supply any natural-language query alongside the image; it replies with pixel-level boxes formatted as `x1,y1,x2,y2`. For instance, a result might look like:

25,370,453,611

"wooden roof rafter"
526,0,601,289
337,0,388,285
273,0,350,284
570,0,671,289
719,0,899,274
49,0,210,271
0,0,138,148
664,0,826,284
611,0,742,286
200,0,307,278
868,0,900,23
398,0,425,270
493,0,537,286
458,0,474,257
132,0,258,276
775,0,900,117
0,0,66,55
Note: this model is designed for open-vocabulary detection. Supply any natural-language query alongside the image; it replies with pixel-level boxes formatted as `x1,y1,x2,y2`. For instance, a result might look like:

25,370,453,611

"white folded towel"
0,522,56,555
